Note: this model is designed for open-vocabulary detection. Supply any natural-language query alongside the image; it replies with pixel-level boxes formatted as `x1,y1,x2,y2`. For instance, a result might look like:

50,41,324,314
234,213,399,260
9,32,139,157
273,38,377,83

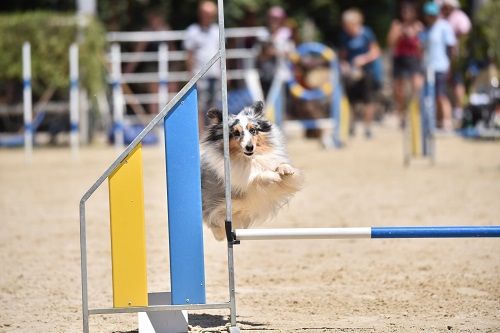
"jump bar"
234,226,500,241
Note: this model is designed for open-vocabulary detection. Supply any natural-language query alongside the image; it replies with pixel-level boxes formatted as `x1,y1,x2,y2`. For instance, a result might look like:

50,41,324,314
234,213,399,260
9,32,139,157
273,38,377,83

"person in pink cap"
439,0,471,122
439,0,471,37
266,6,294,56
257,6,294,95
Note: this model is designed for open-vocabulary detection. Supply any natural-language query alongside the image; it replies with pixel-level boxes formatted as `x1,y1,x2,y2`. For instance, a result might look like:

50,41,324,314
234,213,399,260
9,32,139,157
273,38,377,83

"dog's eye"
233,130,240,137
249,128,257,135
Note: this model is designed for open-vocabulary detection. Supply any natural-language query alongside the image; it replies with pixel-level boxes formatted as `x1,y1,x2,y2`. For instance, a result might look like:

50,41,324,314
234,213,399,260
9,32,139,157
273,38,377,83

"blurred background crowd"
0,0,498,146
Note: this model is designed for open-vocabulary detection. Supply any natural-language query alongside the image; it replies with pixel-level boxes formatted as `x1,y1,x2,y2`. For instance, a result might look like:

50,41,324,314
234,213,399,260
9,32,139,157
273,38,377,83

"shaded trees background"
0,0,396,46
100,0,396,47
0,0,495,62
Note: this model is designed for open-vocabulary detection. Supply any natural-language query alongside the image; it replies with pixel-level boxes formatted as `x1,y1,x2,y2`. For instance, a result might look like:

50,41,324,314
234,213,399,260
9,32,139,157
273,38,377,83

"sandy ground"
1,122,500,333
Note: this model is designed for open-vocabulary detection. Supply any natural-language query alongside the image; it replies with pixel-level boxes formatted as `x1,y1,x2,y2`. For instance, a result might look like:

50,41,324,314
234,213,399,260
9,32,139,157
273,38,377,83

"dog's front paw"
260,170,281,183
276,164,296,176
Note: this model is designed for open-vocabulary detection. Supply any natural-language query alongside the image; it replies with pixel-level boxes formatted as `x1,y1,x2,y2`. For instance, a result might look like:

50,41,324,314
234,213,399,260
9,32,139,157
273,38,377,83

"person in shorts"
339,8,382,138
439,0,471,121
387,1,424,127
420,2,456,131
184,0,220,134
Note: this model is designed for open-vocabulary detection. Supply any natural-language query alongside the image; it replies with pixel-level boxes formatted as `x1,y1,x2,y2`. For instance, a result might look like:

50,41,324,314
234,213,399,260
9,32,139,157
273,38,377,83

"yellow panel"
108,144,148,308
409,98,422,156
340,96,351,143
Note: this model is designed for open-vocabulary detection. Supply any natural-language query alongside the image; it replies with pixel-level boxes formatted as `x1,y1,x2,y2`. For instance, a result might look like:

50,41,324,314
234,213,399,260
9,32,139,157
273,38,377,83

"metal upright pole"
23,42,33,162
79,201,90,333
217,0,239,331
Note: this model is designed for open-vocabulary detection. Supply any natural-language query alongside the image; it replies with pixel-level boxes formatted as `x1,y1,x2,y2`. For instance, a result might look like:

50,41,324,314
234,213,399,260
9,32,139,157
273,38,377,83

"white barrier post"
158,43,169,111
69,43,80,157
23,42,33,162
111,43,124,147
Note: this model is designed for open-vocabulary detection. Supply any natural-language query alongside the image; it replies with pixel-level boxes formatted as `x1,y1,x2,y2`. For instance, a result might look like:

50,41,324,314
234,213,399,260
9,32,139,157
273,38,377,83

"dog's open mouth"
244,152,254,156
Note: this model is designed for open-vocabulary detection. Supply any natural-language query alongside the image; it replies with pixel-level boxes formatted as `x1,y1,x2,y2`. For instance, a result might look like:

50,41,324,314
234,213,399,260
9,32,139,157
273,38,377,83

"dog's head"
205,101,273,157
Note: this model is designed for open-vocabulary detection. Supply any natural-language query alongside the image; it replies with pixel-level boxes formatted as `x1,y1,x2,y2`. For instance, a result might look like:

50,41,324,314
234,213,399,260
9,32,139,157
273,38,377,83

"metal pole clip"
225,221,240,245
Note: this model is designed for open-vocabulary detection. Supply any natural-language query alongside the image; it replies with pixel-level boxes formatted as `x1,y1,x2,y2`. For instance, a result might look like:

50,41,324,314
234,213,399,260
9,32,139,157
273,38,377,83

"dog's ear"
207,108,222,124
251,101,265,118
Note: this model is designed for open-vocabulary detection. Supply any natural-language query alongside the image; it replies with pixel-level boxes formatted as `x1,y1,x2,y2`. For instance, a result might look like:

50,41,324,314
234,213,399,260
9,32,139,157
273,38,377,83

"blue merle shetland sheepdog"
200,101,303,241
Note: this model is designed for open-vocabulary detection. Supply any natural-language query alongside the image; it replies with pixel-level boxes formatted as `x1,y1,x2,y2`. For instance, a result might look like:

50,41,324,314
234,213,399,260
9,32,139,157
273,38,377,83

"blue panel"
164,86,206,305
371,226,500,238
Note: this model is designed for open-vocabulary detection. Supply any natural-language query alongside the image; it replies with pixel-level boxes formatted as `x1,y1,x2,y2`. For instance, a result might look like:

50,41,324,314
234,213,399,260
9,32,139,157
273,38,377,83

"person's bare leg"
438,95,453,131
364,102,375,138
453,82,466,120
348,102,356,137
393,78,405,126
411,73,424,94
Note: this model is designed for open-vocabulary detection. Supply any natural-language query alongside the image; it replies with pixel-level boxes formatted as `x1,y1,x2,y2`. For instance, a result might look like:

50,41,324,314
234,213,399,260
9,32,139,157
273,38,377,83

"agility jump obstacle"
404,68,436,165
80,1,500,331
268,42,350,148
22,41,81,160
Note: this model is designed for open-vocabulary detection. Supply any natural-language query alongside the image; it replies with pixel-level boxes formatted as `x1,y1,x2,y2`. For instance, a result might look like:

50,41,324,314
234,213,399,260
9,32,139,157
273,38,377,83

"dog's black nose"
245,144,254,152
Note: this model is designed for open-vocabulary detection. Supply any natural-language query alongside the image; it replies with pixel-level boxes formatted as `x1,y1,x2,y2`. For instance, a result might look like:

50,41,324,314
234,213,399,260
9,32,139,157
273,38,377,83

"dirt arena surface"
1,124,499,333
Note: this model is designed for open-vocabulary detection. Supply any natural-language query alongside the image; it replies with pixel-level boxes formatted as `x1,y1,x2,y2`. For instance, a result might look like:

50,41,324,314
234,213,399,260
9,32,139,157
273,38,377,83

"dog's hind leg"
205,204,227,241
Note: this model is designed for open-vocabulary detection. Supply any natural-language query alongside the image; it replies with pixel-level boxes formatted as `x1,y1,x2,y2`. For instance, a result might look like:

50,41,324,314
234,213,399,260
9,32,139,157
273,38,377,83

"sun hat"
423,1,440,16
438,0,461,8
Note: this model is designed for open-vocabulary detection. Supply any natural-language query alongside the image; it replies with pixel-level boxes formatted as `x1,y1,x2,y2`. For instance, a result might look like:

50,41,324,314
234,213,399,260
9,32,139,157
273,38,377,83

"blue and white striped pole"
69,43,80,158
23,42,33,161
234,226,500,241
111,43,124,148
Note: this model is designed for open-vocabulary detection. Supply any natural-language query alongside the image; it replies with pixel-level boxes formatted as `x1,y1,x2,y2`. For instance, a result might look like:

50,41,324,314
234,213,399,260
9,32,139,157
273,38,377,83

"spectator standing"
439,0,471,121
266,6,294,56
184,0,220,132
387,1,424,127
339,8,382,138
420,2,456,131
257,6,294,96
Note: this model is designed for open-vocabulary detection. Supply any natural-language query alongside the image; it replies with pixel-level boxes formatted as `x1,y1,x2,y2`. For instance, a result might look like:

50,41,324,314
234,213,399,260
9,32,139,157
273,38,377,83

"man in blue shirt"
339,8,382,139
420,1,456,131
